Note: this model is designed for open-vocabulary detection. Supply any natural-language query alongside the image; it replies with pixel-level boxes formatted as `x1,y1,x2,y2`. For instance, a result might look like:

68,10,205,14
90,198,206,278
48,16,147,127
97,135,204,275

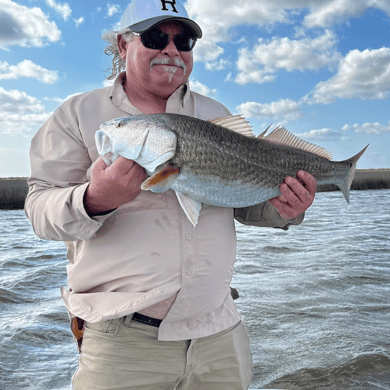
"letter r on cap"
160,0,178,13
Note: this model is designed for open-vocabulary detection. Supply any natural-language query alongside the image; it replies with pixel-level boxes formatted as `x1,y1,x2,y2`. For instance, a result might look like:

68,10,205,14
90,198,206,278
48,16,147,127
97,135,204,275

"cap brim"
128,16,202,38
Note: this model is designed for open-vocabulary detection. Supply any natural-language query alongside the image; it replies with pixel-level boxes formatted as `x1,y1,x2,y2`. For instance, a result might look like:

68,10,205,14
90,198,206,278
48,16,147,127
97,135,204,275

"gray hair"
102,29,134,80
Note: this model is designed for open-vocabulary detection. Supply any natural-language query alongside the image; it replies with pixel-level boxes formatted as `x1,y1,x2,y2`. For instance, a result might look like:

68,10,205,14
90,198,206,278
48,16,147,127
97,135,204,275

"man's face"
119,21,194,99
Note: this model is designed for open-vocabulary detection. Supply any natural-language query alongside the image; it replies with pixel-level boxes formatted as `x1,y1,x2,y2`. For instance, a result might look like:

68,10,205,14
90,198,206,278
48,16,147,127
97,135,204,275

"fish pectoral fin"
209,115,255,137
264,127,333,160
141,165,179,193
175,192,202,228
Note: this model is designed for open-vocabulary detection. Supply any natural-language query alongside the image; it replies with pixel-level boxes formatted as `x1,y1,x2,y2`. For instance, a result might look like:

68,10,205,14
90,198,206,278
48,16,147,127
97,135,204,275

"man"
25,0,316,389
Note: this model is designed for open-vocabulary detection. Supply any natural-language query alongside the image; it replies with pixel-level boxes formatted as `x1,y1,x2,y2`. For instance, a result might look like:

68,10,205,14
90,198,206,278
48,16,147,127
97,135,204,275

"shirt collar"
171,82,191,108
109,72,142,115
109,72,191,113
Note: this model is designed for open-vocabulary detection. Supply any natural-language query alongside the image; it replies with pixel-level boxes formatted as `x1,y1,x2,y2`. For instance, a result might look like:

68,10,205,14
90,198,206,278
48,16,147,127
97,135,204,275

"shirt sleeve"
234,201,305,230
25,104,112,242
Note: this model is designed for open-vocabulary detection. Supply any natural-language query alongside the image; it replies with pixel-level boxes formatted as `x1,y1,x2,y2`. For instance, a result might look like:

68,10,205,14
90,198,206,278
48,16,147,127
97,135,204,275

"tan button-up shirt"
25,73,303,341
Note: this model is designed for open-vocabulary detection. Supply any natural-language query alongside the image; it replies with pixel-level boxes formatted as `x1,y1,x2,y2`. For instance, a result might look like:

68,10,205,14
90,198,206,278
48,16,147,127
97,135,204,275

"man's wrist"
83,185,117,217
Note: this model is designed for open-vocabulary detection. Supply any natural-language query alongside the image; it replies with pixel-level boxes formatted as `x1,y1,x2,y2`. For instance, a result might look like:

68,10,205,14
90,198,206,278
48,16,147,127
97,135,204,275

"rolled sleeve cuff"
234,201,304,230
72,183,117,240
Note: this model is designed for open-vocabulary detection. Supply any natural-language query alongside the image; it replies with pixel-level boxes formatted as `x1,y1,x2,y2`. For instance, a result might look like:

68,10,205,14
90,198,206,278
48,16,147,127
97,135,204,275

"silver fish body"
96,113,368,226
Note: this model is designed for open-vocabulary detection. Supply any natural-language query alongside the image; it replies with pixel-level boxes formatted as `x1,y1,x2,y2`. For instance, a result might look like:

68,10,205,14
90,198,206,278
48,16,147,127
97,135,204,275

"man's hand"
84,157,146,216
268,170,317,221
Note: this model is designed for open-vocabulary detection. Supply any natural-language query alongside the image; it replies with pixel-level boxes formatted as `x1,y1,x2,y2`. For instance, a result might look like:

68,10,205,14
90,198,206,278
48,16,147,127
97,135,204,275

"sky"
1,0,390,177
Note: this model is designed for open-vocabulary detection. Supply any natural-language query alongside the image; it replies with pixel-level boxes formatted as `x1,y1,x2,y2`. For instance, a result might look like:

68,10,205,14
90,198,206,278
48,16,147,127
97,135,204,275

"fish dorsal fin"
264,127,333,160
257,125,272,139
209,115,255,137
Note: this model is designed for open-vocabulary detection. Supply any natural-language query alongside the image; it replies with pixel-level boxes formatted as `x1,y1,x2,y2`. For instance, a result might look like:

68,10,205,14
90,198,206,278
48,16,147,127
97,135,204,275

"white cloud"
187,0,390,41
45,0,72,21
0,87,44,113
107,4,121,17
193,40,224,63
1,112,53,133
0,60,58,83
189,79,217,97
236,99,302,120
235,30,340,85
205,58,230,71
188,0,292,67
0,87,52,134
187,0,291,43
74,17,84,28
364,151,389,167
193,39,228,73
296,128,348,141
303,0,390,28
224,73,233,82
0,0,61,49
342,120,390,134
306,47,390,104
102,79,115,88
187,0,390,68
44,92,83,104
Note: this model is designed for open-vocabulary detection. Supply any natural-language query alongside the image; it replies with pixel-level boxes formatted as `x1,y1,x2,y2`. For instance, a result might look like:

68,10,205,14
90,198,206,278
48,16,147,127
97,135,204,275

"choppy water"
1,189,389,389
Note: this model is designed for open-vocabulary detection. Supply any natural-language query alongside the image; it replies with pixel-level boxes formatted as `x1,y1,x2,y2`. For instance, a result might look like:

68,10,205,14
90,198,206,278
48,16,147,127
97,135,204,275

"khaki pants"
72,316,253,390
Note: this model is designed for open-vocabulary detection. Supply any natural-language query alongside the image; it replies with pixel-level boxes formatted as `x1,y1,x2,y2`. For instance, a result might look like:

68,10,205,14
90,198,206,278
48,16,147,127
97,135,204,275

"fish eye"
116,122,123,128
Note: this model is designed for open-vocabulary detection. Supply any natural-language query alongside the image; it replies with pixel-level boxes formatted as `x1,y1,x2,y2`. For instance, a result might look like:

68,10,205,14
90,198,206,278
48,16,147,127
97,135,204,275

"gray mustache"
150,58,187,74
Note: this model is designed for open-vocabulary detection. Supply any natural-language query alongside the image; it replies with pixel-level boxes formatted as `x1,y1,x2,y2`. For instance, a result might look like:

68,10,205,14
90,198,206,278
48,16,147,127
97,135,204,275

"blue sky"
1,0,390,177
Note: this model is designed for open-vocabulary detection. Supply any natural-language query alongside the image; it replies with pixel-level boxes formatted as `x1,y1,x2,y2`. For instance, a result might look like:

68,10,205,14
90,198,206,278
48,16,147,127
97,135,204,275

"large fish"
95,114,368,227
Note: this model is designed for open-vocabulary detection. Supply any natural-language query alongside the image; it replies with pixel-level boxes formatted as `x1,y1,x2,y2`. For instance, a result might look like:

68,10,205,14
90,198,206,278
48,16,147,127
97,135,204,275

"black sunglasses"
134,29,197,52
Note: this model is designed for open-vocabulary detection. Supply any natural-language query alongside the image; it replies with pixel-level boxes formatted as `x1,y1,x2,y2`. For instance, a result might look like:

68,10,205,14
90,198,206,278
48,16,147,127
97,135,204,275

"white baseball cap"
120,0,202,38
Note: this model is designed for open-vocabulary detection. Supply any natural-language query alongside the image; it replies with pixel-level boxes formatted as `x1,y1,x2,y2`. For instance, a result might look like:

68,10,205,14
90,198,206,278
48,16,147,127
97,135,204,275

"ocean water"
1,189,389,390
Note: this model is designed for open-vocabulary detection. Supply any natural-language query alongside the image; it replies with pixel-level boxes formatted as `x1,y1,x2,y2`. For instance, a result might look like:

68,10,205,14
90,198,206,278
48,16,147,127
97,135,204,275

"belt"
131,312,162,327
71,313,162,354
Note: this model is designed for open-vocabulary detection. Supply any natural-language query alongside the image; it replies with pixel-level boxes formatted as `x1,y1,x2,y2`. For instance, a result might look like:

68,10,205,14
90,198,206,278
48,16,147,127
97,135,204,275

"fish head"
97,116,177,173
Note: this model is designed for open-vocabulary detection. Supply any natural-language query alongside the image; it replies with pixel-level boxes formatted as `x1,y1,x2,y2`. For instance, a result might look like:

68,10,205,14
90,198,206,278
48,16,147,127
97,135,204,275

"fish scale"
170,115,334,187
96,113,368,226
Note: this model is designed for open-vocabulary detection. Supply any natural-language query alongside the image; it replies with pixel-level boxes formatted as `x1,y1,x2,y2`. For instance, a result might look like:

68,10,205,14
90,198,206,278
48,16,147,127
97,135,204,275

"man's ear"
117,35,128,60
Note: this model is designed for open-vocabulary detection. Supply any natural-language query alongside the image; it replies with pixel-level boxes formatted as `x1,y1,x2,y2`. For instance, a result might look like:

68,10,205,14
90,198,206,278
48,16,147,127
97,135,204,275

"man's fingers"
92,156,146,184
282,172,316,204
110,156,135,175
297,170,317,195
268,197,294,220
110,157,147,184
269,197,287,210
281,178,302,206
135,165,147,180
92,157,108,172
278,194,288,203
269,171,317,220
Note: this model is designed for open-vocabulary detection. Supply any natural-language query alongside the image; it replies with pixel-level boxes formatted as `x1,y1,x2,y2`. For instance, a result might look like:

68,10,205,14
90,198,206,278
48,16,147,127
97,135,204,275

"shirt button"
186,269,192,275
186,234,192,240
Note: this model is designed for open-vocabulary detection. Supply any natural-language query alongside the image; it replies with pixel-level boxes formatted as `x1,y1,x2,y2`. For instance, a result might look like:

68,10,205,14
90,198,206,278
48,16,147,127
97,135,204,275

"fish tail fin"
338,145,369,203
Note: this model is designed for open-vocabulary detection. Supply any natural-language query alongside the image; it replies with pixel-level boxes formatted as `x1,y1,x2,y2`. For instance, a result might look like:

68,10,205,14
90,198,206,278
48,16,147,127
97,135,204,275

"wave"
265,354,390,390
0,288,25,304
